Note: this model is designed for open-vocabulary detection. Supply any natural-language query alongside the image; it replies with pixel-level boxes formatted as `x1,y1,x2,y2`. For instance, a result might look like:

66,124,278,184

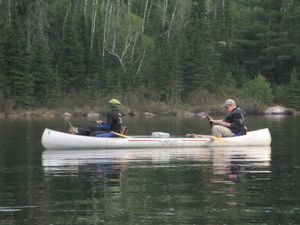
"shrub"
273,84,288,104
286,72,300,110
240,74,273,105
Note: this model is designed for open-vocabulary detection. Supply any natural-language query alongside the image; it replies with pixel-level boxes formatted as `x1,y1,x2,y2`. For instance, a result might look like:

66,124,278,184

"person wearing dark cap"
69,98,124,137
210,99,246,137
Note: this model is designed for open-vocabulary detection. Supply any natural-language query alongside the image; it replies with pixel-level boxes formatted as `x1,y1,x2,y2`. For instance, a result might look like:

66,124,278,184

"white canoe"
41,128,271,150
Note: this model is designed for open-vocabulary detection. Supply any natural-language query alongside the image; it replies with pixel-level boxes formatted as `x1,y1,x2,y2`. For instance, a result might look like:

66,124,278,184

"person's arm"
96,113,112,130
211,119,231,127
96,122,111,130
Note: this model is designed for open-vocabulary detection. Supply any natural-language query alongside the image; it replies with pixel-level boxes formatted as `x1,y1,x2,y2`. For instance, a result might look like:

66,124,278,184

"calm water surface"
0,116,300,225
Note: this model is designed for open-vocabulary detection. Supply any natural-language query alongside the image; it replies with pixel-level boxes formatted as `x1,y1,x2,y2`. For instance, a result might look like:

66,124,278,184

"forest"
0,0,300,113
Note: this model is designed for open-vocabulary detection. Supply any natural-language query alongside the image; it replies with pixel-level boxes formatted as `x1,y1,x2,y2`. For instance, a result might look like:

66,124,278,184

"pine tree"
0,42,4,95
286,68,300,109
181,0,215,98
3,6,34,108
168,47,184,105
30,36,55,106
281,1,300,80
57,0,85,92
231,0,299,84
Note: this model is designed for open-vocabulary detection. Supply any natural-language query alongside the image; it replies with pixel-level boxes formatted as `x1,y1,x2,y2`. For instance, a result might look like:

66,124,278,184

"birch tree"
90,0,98,52
102,0,153,75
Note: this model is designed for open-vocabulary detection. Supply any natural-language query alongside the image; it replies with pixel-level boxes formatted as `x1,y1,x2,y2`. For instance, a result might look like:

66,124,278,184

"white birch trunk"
214,0,217,20
142,0,149,33
83,0,88,20
136,50,145,74
8,0,11,27
146,0,153,22
103,0,146,73
162,0,169,28
26,2,32,51
90,0,98,52
62,1,72,35
102,0,111,56
127,0,131,15
131,32,139,59
167,3,177,40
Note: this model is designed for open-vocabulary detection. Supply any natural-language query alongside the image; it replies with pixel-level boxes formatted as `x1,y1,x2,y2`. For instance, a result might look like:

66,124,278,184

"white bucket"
151,132,170,138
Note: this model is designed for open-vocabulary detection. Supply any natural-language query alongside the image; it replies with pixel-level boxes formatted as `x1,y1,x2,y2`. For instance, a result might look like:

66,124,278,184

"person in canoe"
69,98,124,137
209,99,246,137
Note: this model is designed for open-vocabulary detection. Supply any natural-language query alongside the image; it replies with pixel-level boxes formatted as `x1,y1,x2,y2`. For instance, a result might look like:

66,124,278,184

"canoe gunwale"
41,128,271,150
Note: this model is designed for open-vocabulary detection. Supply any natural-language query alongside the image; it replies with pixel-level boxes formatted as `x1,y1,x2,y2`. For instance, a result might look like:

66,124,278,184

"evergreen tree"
57,0,85,92
181,0,215,98
286,68,300,109
85,39,105,94
3,6,34,108
31,35,55,106
281,1,300,78
168,48,184,105
232,0,298,84
0,42,4,97
1,0,300,109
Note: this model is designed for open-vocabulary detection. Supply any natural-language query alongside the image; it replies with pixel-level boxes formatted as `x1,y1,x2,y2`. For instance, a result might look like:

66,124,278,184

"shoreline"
0,105,298,119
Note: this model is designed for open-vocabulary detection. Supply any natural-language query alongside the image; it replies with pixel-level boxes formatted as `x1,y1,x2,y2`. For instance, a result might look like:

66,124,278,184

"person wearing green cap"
209,99,246,137
69,98,124,137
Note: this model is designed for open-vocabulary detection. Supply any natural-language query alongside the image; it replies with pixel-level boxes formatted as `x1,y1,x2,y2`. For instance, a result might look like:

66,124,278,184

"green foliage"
3,16,34,108
0,43,4,95
273,84,288,104
31,36,55,106
240,74,273,104
0,0,300,110
56,1,85,92
181,0,217,97
286,70,300,110
231,0,300,83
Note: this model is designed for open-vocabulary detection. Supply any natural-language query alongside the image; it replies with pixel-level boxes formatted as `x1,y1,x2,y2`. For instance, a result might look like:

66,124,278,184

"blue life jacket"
234,131,243,136
96,132,115,138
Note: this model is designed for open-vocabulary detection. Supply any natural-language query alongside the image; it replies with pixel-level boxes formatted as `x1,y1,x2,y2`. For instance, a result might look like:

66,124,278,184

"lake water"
0,115,300,225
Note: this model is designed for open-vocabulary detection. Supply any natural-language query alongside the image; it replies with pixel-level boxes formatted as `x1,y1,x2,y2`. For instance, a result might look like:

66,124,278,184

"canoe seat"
122,126,128,135
243,126,248,135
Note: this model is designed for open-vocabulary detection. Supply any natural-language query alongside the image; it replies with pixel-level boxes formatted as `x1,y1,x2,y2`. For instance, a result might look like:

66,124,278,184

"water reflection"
42,146,271,174
209,147,271,208
211,147,271,177
40,147,272,224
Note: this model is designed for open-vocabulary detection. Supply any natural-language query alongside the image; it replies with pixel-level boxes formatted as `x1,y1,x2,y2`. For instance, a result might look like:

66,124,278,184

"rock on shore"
264,106,294,115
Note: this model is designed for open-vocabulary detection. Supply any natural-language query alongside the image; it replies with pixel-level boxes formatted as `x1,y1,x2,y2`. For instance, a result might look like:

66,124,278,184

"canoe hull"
41,128,271,150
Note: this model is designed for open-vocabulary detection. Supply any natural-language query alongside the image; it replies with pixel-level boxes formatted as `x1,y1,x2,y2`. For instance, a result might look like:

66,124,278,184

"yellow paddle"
209,136,228,143
110,131,131,138
187,134,228,143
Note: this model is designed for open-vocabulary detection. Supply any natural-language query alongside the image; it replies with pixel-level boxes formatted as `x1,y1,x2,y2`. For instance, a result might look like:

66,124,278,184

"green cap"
223,99,236,107
108,98,121,105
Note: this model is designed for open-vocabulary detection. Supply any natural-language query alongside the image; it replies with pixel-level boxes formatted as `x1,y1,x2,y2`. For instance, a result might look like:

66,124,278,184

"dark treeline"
0,0,300,111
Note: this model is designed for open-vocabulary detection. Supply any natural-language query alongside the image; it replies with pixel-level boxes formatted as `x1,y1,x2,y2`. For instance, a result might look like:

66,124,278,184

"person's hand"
186,134,197,138
211,119,222,125
96,120,103,124
210,119,217,124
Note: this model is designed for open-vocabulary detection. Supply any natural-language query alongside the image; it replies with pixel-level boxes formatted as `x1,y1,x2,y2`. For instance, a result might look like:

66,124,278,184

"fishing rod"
182,123,197,137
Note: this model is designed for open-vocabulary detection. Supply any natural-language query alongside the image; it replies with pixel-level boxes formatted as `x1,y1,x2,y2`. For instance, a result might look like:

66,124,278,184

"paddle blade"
111,131,131,138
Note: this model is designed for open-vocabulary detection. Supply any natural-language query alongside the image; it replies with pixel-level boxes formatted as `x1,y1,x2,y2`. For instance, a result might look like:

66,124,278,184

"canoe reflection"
42,146,271,173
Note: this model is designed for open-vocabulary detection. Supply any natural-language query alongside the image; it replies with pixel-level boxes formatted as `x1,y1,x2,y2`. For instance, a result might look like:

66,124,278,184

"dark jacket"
224,107,246,134
106,110,123,132
98,109,123,133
